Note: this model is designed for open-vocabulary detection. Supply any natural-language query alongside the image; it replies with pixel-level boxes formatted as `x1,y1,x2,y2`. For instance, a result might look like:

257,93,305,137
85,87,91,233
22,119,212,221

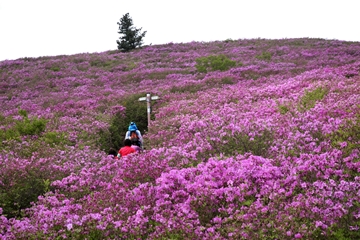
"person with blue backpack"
125,122,143,149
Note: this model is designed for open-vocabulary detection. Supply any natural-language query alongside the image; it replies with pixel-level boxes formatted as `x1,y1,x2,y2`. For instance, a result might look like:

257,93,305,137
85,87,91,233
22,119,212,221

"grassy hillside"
1,38,360,239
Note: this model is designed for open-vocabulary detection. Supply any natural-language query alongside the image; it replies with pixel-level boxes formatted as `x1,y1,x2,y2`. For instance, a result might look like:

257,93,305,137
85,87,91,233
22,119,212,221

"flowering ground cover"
0,38,360,239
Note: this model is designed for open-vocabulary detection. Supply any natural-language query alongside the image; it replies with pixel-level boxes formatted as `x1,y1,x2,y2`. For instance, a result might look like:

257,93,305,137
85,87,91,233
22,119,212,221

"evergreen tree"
116,13,147,52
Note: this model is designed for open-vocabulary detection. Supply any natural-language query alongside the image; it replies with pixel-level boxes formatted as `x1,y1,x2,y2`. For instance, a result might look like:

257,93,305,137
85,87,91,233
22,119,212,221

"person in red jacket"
118,139,136,158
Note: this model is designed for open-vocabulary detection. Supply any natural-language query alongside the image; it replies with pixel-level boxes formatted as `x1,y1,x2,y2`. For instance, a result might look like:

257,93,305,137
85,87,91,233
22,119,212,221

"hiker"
131,144,142,153
118,139,136,158
125,122,143,149
108,148,119,159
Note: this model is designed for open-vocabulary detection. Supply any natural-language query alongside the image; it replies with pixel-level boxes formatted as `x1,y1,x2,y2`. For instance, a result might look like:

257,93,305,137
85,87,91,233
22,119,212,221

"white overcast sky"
0,0,359,61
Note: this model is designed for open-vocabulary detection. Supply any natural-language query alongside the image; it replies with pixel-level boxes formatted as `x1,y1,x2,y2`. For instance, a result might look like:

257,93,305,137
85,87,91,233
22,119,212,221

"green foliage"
15,115,47,136
169,83,204,93
0,175,50,218
220,77,236,84
0,111,71,156
328,113,360,158
241,70,262,80
212,129,274,158
97,93,148,152
0,109,47,145
195,54,236,73
224,38,235,43
0,128,19,143
168,76,236,94
312,209,360,240
89,59,121,71
288,39,306,46
117,13,147,52
45,64,61,72
18,108,28,118
60,228,106,240
50,66,60,72
191,195,220,226
43,131,69,147
255,51,272,61
298,86,328,111
278,105,289,114
124,69,189,85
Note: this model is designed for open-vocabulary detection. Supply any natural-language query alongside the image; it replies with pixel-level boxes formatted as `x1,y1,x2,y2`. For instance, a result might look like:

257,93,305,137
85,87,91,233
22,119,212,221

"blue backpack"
128,122,138,132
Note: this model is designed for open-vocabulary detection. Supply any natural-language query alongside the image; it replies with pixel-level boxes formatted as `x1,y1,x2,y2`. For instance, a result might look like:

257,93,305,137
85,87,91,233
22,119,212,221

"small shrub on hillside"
15,115,47,136
0,173,50,218
0,109,47,145
0,110,72,158
220,76,236,84
45,63,61,72
169,84,204,93
328,113,360,159
213,129,273,158
298,86,328,112
224,38,235,43
255,51,272,61
50,66,60,72
241,70,262,80
278,104,290,114
43,131,70,147
195,54,236,73
0,128,19,144
90,59,114,68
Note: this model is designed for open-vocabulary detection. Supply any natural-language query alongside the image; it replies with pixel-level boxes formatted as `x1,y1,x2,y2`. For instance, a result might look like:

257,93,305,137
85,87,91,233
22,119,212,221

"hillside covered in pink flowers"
1,38,360,239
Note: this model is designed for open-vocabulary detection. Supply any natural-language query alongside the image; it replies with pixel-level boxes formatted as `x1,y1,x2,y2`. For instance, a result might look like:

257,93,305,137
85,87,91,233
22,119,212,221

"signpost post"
138,93,160,128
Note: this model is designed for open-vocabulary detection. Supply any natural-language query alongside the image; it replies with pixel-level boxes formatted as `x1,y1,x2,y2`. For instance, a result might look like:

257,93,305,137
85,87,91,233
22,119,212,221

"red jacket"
119,146,136,157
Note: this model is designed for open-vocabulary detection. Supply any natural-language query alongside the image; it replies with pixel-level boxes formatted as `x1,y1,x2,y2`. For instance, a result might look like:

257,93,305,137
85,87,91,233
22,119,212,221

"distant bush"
0,109,47,145
50,66,60,72
88,59,124,72
0,173,50,218
43,131,69,147
256,51,272,61
328,113,360,159
220,76,236,84
97,93,148,152
213,129,274,158
169,84,204,93
45,63,61,72
195,54,236,73
0,110,73,157
278,104,290,114
15,111,47,136
224,38,235,43
298,86,328,111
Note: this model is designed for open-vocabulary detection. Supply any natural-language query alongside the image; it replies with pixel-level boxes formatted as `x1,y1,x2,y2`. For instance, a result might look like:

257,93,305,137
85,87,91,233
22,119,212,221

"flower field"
1,38,360,239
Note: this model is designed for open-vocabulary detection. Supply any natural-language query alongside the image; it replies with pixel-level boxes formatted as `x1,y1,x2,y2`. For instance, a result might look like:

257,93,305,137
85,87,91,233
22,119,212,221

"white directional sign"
138,96,160,101
138,93,160,127
150,96,160,100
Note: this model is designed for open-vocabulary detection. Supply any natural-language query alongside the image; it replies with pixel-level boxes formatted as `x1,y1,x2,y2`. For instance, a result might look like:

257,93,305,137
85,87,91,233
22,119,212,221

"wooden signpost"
138,93,160,127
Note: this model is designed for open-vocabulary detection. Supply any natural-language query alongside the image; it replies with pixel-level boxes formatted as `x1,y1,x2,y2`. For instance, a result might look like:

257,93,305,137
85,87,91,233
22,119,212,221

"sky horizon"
1,0,359,61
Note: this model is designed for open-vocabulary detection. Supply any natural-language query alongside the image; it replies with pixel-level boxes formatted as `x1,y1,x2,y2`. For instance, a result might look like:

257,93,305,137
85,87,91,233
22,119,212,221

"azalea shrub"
298,86,328,111
1,38,360,239
195,54,237,73
0,109,47,144
255,51,272,61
